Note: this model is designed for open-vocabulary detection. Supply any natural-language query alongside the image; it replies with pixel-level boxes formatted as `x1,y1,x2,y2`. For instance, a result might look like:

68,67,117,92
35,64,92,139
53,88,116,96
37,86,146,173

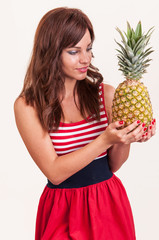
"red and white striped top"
49,83,108,160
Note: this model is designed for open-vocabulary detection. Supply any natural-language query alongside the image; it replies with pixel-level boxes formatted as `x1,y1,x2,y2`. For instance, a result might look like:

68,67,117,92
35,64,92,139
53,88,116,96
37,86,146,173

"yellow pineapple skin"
112,80,153,128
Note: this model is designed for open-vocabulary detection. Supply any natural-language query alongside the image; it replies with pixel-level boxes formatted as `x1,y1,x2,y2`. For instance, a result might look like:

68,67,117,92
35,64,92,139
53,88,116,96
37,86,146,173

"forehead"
75,29,91,46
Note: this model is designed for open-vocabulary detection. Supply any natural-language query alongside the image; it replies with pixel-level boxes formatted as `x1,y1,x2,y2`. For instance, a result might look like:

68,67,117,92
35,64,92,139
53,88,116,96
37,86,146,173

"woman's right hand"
102,120,146,146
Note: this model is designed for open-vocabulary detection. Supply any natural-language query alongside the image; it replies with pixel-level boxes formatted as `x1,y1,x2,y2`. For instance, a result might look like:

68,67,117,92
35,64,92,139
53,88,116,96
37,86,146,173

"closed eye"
87,47,92,52
67,50,78,55
67,47,92,55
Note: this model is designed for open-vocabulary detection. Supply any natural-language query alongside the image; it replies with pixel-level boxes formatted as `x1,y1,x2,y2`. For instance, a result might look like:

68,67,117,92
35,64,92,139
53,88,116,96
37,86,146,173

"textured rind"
112,80,153,128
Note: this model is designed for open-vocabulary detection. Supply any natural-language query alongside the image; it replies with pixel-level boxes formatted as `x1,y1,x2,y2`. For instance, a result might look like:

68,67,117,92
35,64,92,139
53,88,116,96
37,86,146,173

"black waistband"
47,155,113,189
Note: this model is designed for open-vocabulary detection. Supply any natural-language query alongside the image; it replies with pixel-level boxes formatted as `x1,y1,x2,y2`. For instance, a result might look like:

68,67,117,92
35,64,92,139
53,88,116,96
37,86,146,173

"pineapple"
112,21,154,128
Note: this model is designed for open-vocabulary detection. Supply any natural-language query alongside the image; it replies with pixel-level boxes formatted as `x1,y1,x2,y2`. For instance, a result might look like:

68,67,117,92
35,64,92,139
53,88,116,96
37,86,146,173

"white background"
1,0,159,239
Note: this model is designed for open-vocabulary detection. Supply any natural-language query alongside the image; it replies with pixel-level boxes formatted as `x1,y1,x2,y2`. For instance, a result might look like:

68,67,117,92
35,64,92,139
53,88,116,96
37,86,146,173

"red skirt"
35,174,136,240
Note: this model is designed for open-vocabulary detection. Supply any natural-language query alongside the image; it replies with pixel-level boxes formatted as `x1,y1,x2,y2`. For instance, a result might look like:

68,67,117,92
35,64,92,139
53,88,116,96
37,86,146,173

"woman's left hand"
138,118,156,142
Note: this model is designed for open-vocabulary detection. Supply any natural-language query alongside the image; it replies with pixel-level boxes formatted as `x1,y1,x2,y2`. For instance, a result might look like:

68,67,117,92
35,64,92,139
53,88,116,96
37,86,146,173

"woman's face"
61,29,92,82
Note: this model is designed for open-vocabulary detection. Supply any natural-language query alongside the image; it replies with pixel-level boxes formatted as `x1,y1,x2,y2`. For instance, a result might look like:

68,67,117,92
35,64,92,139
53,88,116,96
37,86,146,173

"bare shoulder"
14,96,58,184
14,97,40,127
14,96,26,109
14,96,48,139
103,83,115,106
14,97,27,121
103,83,115,100
14,96,36,117
102,83,115,123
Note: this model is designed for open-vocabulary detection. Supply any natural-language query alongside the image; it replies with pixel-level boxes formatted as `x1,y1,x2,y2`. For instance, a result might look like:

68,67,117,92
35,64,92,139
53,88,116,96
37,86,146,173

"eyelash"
68,47,92,55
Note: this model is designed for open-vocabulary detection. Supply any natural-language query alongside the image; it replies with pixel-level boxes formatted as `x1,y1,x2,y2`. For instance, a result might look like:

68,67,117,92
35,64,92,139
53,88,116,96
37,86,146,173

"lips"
76,66,88,73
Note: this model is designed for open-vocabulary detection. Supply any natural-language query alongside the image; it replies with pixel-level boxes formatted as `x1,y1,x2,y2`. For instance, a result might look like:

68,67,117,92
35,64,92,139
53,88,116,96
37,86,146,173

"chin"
76,73,87,80
65,72,87,81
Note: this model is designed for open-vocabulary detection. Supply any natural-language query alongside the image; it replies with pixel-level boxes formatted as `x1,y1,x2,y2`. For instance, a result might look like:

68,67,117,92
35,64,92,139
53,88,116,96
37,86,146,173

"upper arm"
14,97,58,182
103,83,115,124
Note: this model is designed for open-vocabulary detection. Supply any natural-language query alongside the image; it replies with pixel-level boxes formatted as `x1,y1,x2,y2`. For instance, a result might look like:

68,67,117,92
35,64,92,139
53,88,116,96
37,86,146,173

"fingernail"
142,123,146,127
146,132,148,136
149,125,152,130
137,120,141,124
142,134,145,137
119,121,124,125
144,127,147,131
152,119,156,124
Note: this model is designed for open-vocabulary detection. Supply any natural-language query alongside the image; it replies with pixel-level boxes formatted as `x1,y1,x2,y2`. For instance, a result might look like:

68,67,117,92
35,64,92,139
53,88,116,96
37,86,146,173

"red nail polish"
144,127,147,131
146,132,148,136
142,134,145,137
150,125,152,129
142,123,146,127
152,119,156,124
119,121,124,125
137,120,141,124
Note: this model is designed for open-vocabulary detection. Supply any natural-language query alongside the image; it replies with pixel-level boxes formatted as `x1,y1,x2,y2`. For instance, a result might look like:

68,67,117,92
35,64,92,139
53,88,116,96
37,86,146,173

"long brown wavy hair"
19,7,103,131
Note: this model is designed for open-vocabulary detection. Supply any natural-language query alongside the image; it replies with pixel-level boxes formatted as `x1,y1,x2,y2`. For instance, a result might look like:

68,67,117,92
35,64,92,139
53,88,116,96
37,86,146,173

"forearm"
51,134,112,185
108,143,131,172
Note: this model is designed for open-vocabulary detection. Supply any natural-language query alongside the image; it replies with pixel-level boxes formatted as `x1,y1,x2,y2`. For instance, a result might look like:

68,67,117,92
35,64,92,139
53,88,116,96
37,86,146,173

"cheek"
62,56,78,70
89,51,93,61
68,55,79,65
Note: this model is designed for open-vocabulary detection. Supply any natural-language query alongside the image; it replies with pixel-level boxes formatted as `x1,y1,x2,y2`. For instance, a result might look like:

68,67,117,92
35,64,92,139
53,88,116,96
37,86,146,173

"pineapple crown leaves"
115,21,154,80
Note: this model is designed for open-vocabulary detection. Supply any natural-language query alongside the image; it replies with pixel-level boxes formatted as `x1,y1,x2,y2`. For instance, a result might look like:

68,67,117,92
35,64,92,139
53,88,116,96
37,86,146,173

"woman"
14,7,156,240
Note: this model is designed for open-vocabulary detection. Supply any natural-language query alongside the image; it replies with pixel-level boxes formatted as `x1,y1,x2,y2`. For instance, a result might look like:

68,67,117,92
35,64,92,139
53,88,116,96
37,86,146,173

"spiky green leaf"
145,26,155,38
133,36,146,53
116,27,127,44
131,39,136,48
127,21,132,39
132,29,136,41
125,47,134,58
115,21,154,80
132,56,139,64
142,50,154,59
115,41,129,58
135,21,142,38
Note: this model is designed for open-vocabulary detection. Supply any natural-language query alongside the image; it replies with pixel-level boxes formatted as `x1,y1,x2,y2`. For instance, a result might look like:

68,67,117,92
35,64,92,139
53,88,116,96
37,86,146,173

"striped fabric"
49,83,108,160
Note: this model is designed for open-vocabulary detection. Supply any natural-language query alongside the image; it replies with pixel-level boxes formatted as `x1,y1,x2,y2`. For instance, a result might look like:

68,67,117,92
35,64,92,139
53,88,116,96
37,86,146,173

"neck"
64,78,77,98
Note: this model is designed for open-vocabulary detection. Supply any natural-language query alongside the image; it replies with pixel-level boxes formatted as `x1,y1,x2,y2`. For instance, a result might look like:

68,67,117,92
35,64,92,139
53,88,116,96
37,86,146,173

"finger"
131,125,147,142
140,133,148,142
152,118,156,125
122,123,144,143
138,118,156,142
110,120,125,129
123,120,142,134
151,119,156,135
147,124,153,138
135,125,147,139
144,132,151,141
138,136,145,142
146,120,155,138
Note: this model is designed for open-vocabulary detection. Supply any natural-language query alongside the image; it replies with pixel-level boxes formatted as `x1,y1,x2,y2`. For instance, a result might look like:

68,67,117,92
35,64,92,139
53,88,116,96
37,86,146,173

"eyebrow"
68,42,92,49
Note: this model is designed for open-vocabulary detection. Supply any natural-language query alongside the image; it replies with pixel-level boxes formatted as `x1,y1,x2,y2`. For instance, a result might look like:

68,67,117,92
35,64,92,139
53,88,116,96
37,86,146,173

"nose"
79,51,91,64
